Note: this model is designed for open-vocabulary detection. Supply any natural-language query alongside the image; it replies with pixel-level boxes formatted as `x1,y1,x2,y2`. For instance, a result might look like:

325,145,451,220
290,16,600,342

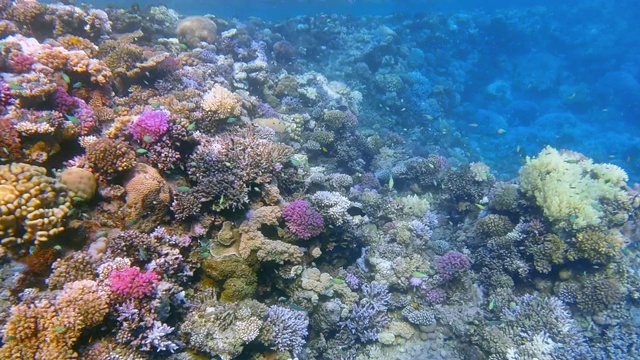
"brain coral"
0,163,71,249
176,16,218,48
124,164,172,232
519,146,630,231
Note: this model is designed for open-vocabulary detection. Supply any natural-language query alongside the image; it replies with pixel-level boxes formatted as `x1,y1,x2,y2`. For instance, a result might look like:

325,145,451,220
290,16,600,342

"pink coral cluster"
109,266,160,299
436,250,471,278
282,199,325,239
129,110,170,142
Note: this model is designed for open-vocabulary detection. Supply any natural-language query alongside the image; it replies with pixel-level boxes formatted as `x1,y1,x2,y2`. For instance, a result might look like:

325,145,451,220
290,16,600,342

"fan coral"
0,163,71,249
282,199,325,239
128,110,170,142
85,138,136,179
109,266,160,299
259,305,309,355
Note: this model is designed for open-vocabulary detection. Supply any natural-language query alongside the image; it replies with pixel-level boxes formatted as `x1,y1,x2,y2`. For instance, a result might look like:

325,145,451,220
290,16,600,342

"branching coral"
200,84,242,123
0,280,109,358
188,127,293,210
85,138,136,179
282,199,325,239
259,305,309,355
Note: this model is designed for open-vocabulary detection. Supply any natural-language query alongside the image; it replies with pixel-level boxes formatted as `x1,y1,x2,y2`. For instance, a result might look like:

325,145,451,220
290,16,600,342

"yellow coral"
0,280,109,359
0,163,71,248
519,146,630,231
201,84,242,121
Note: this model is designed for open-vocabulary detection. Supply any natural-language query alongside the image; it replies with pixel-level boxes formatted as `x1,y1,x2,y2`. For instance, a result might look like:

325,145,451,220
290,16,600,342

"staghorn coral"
0,279,109,359
0,163,71,249
85,138,136,179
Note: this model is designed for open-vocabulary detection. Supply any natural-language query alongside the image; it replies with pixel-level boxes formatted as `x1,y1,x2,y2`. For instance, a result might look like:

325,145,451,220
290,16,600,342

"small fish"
322,147,328,153
516,145,521,153
65,114,81,125
332,278,345,284
388,174,394,190
176,186,191,192
226,117,238,123
468,123,478,128
187,123,196,131
497,128,506,134
567,92,576,99
52,326,67,333
564,159,579,164
412,271,428,278
489,299,495,310
290,157,301,166
136,148,148,154
72,81,83,88
143,135,154,142
426,115,433,120
9,83,25,91
61,73,71,84
150,103,161,109
72,196,86,202
219,194,225,208
53,245,62,251
131,3,140,12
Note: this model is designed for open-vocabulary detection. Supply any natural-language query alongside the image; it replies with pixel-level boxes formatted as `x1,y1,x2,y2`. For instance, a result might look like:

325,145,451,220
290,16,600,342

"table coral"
0,163,71,249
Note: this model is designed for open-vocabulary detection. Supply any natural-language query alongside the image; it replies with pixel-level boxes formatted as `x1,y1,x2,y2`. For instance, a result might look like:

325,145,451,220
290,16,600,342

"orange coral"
0,280,109,359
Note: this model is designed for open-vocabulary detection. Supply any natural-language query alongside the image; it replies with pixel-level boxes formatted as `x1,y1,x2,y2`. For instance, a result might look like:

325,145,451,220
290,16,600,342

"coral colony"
0,1,639,359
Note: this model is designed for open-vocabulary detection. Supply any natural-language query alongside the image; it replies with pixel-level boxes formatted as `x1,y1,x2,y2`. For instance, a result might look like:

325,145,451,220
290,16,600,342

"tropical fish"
497,128,506,134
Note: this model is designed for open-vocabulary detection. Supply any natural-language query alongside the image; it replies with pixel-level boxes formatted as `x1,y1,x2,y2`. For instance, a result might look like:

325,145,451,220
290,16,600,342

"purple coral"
436,250,471,278
409,276,423,287
424,288,447,304
345,272,360,290
129,110,170,142
262,305,309,355
282,199,325,239
340,302,389,343
51,86,96,134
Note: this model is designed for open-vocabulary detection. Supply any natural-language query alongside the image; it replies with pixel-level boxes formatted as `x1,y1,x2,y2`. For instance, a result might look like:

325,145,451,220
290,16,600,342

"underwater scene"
1,0,640,359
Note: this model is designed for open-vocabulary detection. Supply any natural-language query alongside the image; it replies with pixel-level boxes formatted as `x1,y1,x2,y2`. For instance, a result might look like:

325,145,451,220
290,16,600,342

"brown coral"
176,16,218,47
123,164,172,232
85,138,136,179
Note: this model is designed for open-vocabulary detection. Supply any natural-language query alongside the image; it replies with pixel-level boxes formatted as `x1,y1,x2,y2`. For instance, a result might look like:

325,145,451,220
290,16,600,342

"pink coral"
282,199,324,240
129,110,170,142
109,266,160,299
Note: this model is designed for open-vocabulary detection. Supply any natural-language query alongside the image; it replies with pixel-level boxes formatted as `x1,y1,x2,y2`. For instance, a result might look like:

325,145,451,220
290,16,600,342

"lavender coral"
282,199,325,239
259,305,309,355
